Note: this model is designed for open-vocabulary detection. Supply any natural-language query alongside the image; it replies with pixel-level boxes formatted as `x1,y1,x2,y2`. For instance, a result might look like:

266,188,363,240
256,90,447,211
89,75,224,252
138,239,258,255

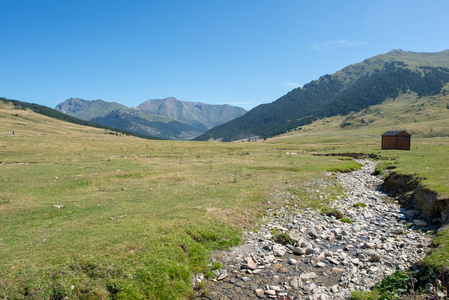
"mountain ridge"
194,49,449,142
137,97,247,131
55,97,247,140
1,97,161,140
55,98,126,120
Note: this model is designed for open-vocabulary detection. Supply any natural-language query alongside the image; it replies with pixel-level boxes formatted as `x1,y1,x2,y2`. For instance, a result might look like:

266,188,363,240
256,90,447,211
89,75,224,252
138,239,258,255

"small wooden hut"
381,131,411,150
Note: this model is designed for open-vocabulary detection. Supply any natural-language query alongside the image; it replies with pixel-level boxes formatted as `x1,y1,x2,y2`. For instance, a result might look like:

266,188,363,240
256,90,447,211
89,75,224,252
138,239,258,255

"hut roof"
381,131,410,136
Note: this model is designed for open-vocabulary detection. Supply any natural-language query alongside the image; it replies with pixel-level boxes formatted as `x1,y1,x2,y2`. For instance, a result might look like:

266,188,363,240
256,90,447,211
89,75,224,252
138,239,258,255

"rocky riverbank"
196,160,437,299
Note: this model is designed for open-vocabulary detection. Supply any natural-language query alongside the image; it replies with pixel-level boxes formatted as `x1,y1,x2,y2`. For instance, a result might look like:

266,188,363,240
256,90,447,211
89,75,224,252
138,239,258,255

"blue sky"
1,0,448,110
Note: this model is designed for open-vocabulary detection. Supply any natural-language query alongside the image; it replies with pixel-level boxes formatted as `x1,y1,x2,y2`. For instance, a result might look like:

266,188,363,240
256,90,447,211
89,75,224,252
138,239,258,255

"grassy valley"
0,101,359,299
2,83,449,298
270,88,449,196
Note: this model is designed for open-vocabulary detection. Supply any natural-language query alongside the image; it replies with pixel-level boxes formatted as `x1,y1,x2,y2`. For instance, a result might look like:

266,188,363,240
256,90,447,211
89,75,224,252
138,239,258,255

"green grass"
265,90,449,284
351,271,422,299
270,228,293,245
421,225,449,272
349,290,380,300
380,142,449,195
2,93,449,298
340,217,354,223
0,103,365,298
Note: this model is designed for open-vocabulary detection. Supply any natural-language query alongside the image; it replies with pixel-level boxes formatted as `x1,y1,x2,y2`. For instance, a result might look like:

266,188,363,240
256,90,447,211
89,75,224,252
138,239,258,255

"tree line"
0,97,161,140
195,63,449,141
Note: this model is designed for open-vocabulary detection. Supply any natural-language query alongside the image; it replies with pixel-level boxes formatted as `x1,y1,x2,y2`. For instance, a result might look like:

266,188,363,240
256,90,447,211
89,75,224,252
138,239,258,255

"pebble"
198,160,433,299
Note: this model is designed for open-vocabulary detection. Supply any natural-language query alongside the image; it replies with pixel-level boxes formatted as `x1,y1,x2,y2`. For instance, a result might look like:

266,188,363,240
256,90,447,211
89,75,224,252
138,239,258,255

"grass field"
0,102,362,299
270,90,449,197
1,94,449,299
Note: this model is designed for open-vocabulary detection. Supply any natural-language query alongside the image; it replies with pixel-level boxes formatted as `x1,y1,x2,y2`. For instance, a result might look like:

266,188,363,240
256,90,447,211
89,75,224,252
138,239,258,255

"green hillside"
91,108,203,140
195,50,449,142
0,97,160,140
56,97,247,140
56,98,203,140
55,98,127,120
271,85,449,139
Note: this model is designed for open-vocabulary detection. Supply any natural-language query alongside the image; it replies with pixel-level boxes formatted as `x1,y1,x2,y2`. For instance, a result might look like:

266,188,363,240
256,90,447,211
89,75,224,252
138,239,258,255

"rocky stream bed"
195,160,439,299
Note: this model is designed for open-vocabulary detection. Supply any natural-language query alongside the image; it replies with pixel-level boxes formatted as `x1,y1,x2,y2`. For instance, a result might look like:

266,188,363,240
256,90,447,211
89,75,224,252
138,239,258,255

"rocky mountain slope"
137,97,247,131
55,98,126,121
90,108,203,141
56,97,246,140
194,49,449,142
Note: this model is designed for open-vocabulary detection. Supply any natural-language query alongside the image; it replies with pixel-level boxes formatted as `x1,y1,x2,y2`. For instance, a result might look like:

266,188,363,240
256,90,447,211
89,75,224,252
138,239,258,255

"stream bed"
196,160,436,300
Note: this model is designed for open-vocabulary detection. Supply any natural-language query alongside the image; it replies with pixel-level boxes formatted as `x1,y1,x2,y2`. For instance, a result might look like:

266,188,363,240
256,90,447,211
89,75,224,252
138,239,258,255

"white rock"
300,272,317,280
414,219,427,227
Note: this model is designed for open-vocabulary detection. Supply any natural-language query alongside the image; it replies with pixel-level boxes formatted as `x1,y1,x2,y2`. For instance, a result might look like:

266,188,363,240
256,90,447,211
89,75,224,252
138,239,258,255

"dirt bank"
383,171,449,295
383,172,449,225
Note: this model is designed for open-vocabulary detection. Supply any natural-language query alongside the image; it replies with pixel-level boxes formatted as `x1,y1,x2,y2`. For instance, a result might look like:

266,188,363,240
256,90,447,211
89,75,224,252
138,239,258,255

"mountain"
55,98,127,120
56,97,247,140
90,109,203,141
194,49,449,142
1,97,161,140
137,97,247,131
271,90,449,141
56,98,205,140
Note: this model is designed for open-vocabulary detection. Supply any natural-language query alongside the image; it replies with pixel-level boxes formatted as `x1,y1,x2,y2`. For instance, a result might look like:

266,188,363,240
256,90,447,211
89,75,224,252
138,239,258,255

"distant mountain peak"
387,49,406,55
137,97,247,130
55,96,247,140
195,49,449,142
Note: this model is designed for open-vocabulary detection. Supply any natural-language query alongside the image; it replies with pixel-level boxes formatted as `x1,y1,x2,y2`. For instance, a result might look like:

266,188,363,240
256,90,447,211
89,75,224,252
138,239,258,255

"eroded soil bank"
382,170,449,293
383,172,449,226
196,160,440,299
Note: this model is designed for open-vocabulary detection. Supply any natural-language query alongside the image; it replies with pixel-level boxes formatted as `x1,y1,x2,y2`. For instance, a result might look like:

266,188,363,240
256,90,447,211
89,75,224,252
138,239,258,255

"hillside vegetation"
56,98,204,140
0,102,359,299
268,86,449,196
1,98,160,140
2,89,449,298
195,49,449,142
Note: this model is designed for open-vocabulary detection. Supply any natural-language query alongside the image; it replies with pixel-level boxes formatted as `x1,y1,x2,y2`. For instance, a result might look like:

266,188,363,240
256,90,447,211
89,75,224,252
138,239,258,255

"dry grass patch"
1,111,358,298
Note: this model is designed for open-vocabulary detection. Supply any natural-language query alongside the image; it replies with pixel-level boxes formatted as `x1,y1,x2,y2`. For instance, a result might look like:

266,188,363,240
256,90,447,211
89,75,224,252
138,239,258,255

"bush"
324,209,344,219
373,271,415,299
271,228,293,245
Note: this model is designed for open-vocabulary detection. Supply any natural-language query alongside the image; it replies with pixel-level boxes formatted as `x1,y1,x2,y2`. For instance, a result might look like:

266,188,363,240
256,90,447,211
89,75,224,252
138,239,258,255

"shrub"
271,228,293,245
373,271,415,299
324,209,344,219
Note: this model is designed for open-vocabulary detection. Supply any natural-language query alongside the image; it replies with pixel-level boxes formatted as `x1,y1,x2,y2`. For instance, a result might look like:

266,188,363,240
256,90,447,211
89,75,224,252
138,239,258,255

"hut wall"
397,136,411,150
382,136,397,149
